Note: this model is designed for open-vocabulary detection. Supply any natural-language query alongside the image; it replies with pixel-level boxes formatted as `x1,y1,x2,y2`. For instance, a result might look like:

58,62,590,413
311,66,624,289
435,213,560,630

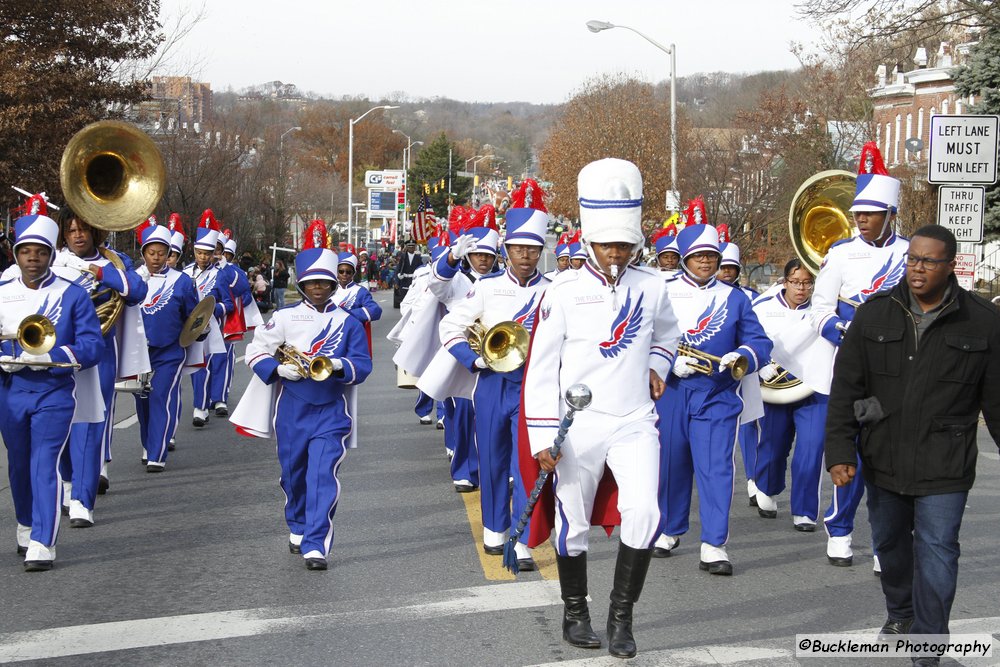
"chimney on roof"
914,47,928,69
938,41,953,68
877,64,887,87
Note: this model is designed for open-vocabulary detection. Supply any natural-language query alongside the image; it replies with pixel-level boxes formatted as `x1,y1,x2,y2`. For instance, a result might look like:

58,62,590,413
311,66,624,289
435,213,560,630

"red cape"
516,322,621,549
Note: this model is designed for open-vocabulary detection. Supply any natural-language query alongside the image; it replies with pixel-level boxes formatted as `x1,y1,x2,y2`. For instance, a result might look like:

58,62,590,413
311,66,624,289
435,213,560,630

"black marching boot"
607,542,653,659
555,553,601,649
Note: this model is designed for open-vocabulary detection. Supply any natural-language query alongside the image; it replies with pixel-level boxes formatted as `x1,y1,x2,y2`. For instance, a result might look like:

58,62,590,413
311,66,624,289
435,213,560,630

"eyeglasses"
506,245,541,258
904,253,951,270
689,252,718,261
338,268,355,275
786,280,815,289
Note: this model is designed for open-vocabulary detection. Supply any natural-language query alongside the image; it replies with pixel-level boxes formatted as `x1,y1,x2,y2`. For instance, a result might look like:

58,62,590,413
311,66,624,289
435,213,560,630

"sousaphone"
60,120,167,335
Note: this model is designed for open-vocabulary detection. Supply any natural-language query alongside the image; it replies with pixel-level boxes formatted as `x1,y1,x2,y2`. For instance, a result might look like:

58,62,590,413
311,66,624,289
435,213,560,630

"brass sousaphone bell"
788,170,856,276
60,120,167,335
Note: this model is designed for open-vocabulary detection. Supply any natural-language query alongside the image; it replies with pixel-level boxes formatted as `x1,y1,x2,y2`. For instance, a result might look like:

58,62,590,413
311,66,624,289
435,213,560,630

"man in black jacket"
825,225,1000,664
393,239,423,308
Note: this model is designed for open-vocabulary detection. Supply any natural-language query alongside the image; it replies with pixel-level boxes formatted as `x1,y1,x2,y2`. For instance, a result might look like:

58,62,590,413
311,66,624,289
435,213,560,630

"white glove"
672,355,698,378
0,355,25,373
19,352,51,370
473,357,488,370
835,320,850,333
329,358,344,372
67,255,94,272
758,362,781,382
719,351,743,369
450,234,477,260
276,364,303,381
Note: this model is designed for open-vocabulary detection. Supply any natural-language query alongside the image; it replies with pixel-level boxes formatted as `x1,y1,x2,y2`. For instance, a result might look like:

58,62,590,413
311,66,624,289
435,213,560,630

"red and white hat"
850,142,900,212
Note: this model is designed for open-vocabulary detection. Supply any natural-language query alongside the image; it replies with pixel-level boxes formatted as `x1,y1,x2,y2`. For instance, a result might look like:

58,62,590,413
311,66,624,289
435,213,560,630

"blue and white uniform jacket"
666,273,772,394
523,263,681,456
0,271,103,385
337,282,382,324
438,266,551,379
809,232,909,344
429,253,488,308
182,262,235,321
246,299,372,406
138,266,200,348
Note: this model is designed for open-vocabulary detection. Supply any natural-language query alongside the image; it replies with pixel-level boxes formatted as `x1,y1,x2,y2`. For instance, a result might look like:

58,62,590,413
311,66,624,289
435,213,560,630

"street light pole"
277,126,301,243
347,105,399,248
586,20,678,210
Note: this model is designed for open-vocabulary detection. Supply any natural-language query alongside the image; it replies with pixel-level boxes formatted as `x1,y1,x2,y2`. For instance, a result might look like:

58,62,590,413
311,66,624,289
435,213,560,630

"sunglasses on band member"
904,253,951,270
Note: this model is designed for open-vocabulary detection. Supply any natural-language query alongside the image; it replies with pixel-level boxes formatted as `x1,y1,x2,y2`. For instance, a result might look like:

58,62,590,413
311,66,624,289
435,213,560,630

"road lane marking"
460,488,558,581
0,580,562,663
113,355,245,430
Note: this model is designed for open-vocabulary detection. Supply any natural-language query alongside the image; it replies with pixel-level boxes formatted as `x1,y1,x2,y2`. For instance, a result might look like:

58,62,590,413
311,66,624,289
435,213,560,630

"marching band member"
522,158,680,658
135,222,200,471
0,212,103,570
166,213,185,269
809,143,908,568
717,242,758,300
543,234,571,281
429,212,501,492
651,228,681,276
241,245,372,570
653,218,772,575
335,250,383,350
52,207,148,525
568,235,587,270
437,179,551,569
208,230,252,417
183,210,234,427
749,259,826,530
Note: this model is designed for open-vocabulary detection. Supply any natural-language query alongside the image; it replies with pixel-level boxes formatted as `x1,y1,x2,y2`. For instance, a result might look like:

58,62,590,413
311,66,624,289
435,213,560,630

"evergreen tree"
953,30,1000,238
408,133,471,216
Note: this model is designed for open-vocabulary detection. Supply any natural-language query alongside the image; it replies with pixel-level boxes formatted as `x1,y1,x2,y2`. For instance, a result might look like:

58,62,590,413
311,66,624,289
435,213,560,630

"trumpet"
467,319,530,373
275,344,335,381
676,343,748,380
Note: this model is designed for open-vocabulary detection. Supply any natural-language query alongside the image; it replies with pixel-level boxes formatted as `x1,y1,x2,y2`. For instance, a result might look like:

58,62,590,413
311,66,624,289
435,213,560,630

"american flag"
414,193,436,243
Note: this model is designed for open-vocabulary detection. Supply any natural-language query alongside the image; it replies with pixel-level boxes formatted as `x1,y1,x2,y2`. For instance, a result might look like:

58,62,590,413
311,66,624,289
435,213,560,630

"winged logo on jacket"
598,290,644,358
512,294,538,333
683,297,727,347
306,320,346,359
857,256,905,301
37,294,63,327
142,279,175,315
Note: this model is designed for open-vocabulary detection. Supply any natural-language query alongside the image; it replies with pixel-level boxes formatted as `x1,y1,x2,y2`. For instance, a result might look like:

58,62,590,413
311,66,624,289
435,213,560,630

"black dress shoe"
878,617,913,640
214,403,228,417
651,546,673,558
827,555,853,567
289,542,302,554
699,560,733,576
453,482,477,493
192,417,206,427
305,558,327,571
24,560,53,572
794,522,816,532
757,508,777,519
70,518,94,528
97,475,109,495
167,439,176,452
517,558,536,572
483,544,504,556
146,462,165,473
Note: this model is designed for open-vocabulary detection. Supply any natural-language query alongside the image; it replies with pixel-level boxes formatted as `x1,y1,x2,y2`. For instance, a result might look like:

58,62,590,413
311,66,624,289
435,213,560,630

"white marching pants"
551,406,661,557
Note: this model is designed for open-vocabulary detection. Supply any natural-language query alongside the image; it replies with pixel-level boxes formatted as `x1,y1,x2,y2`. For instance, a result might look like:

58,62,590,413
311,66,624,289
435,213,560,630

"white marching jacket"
522,264,680,456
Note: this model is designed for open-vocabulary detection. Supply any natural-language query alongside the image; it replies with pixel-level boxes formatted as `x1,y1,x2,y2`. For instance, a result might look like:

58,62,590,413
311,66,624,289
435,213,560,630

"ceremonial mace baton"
503,383,592,574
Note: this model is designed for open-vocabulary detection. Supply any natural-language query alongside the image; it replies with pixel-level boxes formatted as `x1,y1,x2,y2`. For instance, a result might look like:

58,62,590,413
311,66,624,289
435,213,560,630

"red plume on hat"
199,209,220,231
166,213,181,233
567,229,581,244
651,227,673,244
25,193,48,216
302,219,329,250
437,227,451,248
471,204,498,231
449,206,471,236
858,141,889,175
221,228,233,243
716,223,730,243
135,216,157,244
683,197,708,226
510,178,547,212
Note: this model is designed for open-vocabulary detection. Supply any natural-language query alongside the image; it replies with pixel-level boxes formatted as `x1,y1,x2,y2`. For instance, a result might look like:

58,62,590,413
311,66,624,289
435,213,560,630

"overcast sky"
161,0,826,104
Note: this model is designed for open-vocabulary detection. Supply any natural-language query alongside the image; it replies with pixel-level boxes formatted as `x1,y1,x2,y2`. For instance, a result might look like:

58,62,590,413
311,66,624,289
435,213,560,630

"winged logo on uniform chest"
598,290,644,358
683,297,727,347
512,293,538,333
858,256,905,300
142,279,175,314
306,319,346,359
37,294,63,327
339,290,357,309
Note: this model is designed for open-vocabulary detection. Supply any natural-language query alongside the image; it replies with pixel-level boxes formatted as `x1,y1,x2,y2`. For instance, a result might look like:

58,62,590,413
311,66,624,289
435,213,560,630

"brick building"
147,76,213,125
870,40,979,166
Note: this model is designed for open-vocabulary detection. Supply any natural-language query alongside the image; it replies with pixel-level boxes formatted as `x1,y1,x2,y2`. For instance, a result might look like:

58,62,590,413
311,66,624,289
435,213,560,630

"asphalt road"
0,289,998,666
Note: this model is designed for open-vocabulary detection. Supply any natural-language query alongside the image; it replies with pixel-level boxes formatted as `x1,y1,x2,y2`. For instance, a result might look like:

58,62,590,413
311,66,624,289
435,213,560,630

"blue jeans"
865,480,967,635
273,287,286,310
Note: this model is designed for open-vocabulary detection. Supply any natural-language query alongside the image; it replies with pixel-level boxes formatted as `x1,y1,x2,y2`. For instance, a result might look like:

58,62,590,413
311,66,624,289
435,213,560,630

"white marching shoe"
483,527,505,555
652,534,679,558
514,541,536,571
24,541,56,571
699,543,733,576
68,500,94,528
792,515,817,532
755,491,778,519
16,524,31,556
747,479,759,507
827,534,853,567
61,481,72,515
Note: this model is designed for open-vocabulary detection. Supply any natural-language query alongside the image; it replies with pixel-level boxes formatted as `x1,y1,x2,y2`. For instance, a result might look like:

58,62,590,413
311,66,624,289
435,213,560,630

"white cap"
578,158,643,246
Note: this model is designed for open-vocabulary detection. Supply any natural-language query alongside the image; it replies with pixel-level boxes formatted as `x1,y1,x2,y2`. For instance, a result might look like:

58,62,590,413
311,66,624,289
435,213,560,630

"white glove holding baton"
19,352,51,370
672,355,698,378
276,364,303,381
758,362,781,382
450,234,477,261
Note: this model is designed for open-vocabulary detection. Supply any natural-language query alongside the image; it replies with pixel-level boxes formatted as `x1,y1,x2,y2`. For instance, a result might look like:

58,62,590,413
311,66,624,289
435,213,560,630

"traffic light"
474,174,480,187
440,178,445,190
423,183,429,194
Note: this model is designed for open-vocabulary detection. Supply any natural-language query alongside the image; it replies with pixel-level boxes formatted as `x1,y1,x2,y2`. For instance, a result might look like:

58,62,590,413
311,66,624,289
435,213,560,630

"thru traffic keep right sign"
937,185,985,242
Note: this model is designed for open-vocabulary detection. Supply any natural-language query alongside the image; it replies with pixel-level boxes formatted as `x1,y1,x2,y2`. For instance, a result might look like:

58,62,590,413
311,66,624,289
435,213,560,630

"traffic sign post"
927,114,999,185
937,185,985,242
